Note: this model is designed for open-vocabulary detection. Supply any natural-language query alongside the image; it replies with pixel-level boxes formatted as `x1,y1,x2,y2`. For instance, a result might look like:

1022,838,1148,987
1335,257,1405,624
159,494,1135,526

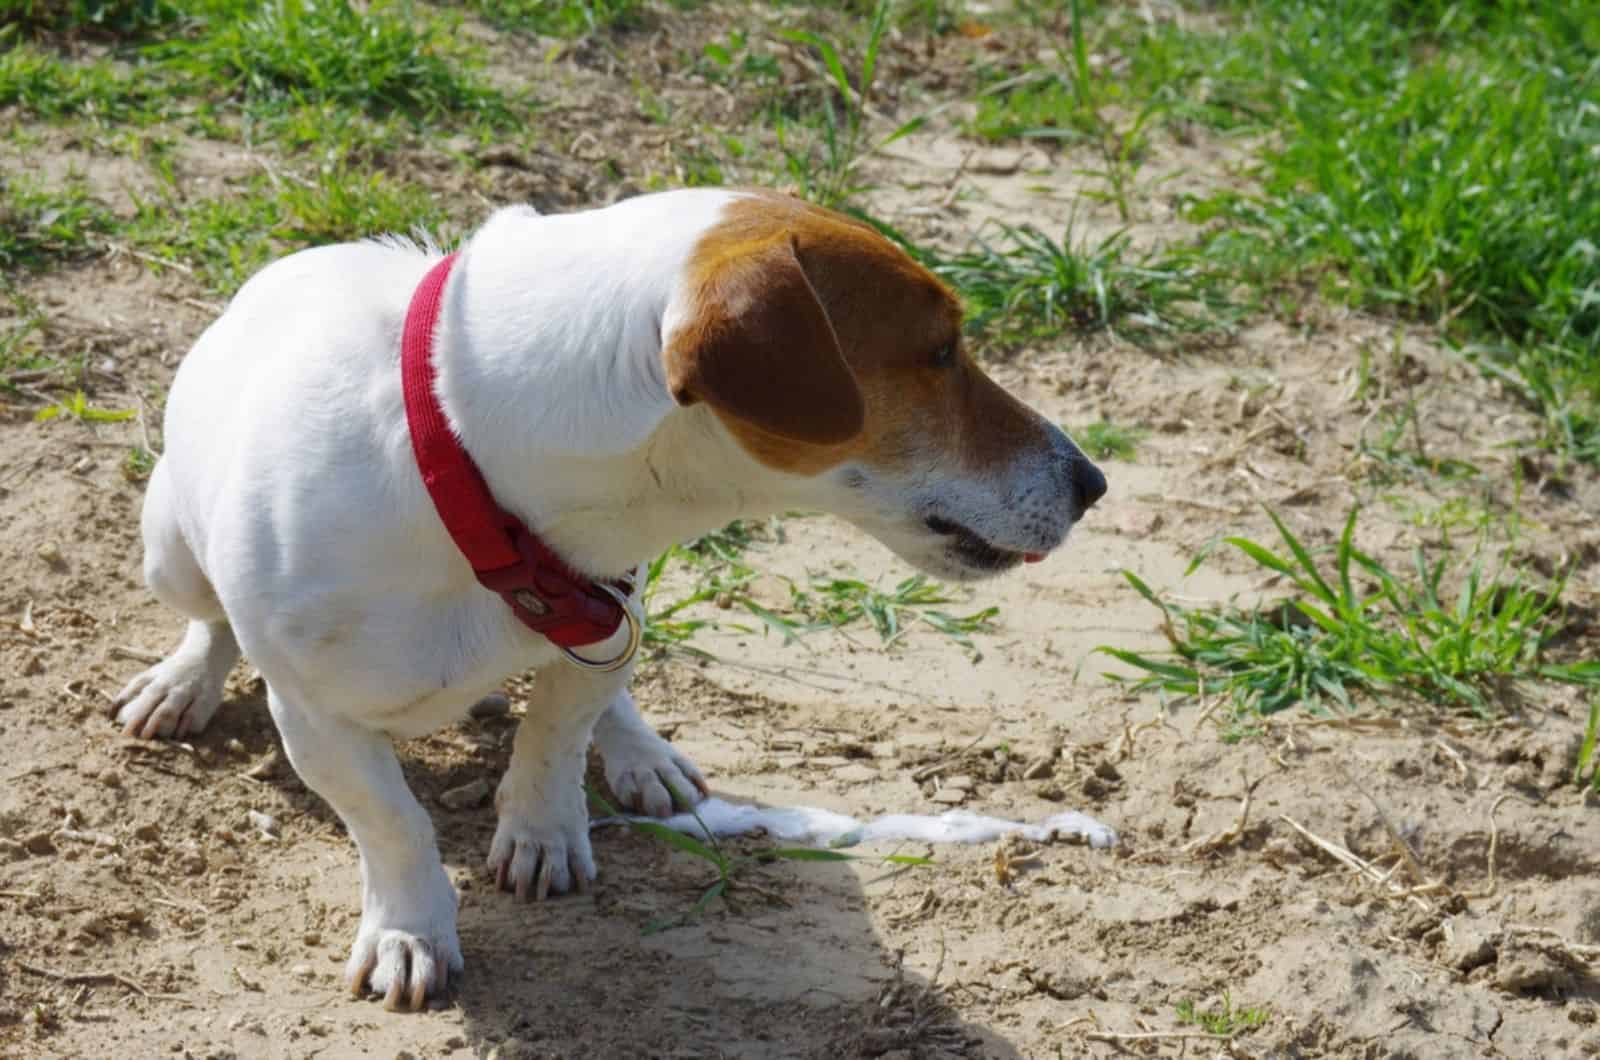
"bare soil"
2,8,1598,1059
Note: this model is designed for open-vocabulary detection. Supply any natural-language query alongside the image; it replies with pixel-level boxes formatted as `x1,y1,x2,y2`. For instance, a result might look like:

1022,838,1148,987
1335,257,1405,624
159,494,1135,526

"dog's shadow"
185,689,1022,1058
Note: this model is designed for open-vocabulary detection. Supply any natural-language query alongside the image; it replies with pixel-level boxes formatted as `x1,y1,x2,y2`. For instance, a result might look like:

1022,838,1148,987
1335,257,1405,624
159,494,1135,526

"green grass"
123,165,445,295
121,444,157,481
0,298,52,389
790,574,999,659
1176,994,1269,1037
873,215,1237,351
971,0,1600,462
1175,1,1600,463
34,389,136,423
638,519,1000,661
1576,701,1600,794
1072,420,1146,462
0,0,183,39
155,0,507,123
1099,507,1600,727
0,44,182,121
0,176,113,270
775,0,928,208
473,0,648,37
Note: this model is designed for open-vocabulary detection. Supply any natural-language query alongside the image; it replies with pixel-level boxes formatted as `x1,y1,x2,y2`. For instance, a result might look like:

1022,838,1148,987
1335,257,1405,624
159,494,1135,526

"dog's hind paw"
602,733,709,819
111,656,227,740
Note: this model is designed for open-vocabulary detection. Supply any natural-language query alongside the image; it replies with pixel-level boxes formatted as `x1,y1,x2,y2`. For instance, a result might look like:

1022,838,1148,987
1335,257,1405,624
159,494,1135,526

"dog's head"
663,193,1105,580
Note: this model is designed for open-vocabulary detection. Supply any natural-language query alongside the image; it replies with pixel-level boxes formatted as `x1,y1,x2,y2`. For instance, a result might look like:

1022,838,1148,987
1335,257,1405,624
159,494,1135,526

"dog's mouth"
923,515,1046,572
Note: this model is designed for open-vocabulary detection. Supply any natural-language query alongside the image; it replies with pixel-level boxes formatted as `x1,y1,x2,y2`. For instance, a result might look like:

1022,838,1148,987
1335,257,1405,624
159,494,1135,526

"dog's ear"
664,233,865,446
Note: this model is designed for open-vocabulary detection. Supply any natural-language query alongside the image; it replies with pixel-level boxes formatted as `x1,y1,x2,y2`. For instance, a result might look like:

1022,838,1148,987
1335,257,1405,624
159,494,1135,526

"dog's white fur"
114,189,1099,1009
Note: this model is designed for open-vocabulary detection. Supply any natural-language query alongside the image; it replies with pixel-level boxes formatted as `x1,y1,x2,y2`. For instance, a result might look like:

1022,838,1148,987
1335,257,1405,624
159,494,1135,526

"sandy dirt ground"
3,7,1599,1059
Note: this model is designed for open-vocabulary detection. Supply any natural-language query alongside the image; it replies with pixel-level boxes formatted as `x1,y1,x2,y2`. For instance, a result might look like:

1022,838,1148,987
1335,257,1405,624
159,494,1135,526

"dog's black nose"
1074,461,1107,512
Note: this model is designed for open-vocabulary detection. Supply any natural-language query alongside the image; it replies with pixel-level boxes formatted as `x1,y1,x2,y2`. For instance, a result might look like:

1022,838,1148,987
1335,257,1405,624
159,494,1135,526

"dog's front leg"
488,661,624,901
269,689,462,1010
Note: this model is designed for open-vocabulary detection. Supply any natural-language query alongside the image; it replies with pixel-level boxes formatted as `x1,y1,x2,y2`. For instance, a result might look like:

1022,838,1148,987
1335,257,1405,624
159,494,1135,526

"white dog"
111,189,1106,1010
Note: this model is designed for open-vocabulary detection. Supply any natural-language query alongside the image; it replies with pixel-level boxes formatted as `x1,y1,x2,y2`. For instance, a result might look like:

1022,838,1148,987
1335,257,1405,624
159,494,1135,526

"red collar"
401,253,637,666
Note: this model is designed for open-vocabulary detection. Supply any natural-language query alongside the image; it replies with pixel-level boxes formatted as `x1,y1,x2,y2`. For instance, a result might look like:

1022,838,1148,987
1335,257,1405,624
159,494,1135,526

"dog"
111,188,1106,1010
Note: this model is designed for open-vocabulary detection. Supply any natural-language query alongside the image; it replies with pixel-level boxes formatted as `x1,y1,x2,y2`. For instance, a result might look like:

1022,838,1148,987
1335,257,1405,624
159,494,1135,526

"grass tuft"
1072,420,1146,462
1576,701,1600,794
158,0,506,122
0,176,113,270
1175,994,1268,1037
124,164,445,295
1099,506,1600,726
0,0,183,40
874,215,1236,351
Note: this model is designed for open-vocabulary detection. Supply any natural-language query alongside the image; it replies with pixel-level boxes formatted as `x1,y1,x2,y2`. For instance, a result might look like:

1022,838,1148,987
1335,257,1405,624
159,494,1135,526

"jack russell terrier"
111,189,1106,1010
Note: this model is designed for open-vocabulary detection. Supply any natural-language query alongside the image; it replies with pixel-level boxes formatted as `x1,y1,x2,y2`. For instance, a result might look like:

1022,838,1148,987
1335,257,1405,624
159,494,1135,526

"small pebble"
246,810,280,839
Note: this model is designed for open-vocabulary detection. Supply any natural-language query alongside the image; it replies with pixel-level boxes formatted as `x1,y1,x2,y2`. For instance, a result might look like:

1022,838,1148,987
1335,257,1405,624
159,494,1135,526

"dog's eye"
932,341,957,368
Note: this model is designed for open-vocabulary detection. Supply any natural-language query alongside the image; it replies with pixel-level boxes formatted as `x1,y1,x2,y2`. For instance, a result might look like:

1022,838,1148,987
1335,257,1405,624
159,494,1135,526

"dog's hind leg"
268,687,461,1010
112,459,241,739
592,688,708,818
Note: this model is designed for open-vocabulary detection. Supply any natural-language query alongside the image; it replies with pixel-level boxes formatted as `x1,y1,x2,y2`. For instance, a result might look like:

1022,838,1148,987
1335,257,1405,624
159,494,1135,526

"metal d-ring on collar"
558,583,643,673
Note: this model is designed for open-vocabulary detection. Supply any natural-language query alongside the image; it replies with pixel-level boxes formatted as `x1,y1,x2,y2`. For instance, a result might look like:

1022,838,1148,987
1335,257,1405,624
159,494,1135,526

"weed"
122,445,156,481
586,786,929,935
1073,420,1145,462
637,519,998,660
1355,401,1480,486
873,214,1234,350
1575,701,1600,794
791,574,999,659
777,0,923,208
1099,507,1600,723
34,390,136,423
0,176,112,269
1175,994,1268,1037
0,297,51,386
697,29,782,92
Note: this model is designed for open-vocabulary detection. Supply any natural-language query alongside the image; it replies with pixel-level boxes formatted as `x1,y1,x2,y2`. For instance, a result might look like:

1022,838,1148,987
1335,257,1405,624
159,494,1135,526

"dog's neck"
428,192,804,576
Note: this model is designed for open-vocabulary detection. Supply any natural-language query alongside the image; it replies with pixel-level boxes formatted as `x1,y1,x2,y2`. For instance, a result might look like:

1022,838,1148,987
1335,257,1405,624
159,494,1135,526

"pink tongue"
1024,552,1046,564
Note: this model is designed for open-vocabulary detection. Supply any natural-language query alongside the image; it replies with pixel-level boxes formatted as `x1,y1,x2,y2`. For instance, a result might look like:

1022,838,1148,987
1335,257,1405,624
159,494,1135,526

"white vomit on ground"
595,795,1118,849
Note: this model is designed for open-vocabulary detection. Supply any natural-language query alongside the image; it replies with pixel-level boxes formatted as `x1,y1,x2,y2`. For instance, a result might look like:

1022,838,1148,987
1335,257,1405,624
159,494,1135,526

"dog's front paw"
345,863,463,1011
488,785,596,901
602,731,709,818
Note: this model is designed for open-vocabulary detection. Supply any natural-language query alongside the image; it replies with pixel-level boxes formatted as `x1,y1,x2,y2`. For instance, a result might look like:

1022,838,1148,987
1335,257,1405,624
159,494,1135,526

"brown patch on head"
663,228,863,446
663,192,1052,476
